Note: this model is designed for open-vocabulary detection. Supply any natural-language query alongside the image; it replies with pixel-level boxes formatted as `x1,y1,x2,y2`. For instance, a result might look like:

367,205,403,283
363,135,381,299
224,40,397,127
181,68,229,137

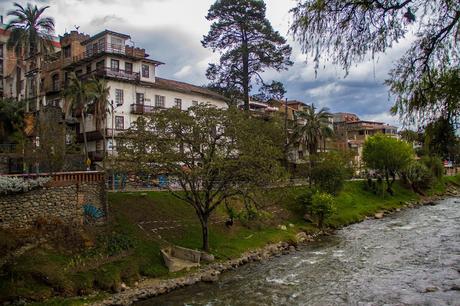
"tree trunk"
385,171,394,196
200,214,210,252
81,111,89,163
242,38,250,112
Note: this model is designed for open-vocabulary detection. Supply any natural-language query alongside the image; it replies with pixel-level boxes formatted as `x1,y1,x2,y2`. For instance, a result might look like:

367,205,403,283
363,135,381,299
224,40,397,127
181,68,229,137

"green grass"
329,181,419,227
2,175,459,304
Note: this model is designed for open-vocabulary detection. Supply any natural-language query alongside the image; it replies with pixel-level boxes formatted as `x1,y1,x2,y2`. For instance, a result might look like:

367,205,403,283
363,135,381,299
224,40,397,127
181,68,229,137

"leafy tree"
290,104,333,157
202,0,293,111
420,155,444,179
116,105,285,251
310,151,352,195
64,73,90,162
310,192,335,229
401,160,433,194
252,81,286,102
290,1,460,123
363,134,413,195
29,108,66,173
424,117,458,161
390,68,460,126
0,98,24,143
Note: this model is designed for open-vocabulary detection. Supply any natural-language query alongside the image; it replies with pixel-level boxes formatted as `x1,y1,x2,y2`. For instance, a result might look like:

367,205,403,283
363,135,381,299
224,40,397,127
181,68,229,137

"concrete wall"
0,181,106,230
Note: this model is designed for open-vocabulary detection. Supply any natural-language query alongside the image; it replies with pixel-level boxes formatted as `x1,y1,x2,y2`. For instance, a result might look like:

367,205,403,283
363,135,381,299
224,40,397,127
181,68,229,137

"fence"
1,171,105,183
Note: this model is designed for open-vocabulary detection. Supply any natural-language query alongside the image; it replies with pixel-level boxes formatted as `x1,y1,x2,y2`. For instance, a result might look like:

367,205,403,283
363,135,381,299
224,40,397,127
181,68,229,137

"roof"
151,78,229,102
287,100,307,105
81,30,130,45
142,58,164,66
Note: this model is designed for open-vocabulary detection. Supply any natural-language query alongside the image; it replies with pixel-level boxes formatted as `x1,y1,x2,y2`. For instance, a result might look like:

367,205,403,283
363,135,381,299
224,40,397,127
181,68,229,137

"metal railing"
130,103,163,114
80,67,140,82
1,171,105,183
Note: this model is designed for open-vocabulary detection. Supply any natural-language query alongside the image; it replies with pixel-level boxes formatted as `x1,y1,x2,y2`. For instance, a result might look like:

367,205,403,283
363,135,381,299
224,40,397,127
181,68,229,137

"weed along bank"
0,171,107,230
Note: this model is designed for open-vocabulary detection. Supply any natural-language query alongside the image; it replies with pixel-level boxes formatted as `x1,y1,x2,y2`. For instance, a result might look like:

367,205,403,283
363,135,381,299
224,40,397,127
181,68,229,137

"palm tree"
6,3,55,107
87,77,111,164
291,104,333,157
64,73,90,162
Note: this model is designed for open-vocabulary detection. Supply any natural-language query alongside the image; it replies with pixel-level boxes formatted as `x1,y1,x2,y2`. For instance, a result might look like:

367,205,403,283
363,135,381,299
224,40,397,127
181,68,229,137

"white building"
56,30,228,164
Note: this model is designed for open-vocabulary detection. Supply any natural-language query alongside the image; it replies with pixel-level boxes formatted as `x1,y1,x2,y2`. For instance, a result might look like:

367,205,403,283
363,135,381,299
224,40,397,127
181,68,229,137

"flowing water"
138,198,460,306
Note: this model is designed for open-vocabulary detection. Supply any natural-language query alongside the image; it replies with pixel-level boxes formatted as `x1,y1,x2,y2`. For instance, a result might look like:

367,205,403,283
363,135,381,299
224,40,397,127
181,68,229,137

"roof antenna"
74,25,80,32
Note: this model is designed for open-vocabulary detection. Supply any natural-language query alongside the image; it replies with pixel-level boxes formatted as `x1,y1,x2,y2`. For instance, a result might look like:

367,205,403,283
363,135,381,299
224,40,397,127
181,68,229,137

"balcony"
130,103,160,114
76,128,124,142
80,67,140,82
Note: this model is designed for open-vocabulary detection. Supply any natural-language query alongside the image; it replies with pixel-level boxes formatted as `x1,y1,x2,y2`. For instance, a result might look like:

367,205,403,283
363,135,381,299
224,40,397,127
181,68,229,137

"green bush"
310,192,335,228
310,152,351,195
296,188,317,210
403,160,434,192
107,233,133,256
420,155,444,178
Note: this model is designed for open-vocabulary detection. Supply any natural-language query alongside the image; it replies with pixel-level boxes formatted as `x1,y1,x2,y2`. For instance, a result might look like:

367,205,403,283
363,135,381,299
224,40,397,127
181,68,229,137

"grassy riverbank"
1,176,460,305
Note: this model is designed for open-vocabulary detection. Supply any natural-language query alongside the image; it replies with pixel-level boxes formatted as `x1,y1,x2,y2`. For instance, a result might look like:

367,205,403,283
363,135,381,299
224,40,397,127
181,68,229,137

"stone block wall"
0,181,106,230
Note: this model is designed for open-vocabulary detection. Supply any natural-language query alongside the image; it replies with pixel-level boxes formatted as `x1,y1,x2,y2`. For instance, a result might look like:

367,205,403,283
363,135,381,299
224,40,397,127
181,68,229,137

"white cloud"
0,0,413,127
174,65,193,78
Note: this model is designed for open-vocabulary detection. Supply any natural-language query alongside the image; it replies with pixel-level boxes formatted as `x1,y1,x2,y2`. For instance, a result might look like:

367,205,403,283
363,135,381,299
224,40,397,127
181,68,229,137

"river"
137,197,460,306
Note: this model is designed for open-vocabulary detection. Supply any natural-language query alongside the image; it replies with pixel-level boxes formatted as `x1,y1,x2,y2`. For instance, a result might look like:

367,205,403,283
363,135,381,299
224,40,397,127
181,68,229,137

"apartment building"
334,113,398,168
38,29,228,165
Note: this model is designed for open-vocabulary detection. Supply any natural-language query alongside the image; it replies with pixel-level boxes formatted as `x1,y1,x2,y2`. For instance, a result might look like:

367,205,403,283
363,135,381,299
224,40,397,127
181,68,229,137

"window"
111,37,123,53
125,62,133,74
115,116,124,130
192,100,198,106
0,44,4,58
92,43,98,55
52,74,59,91
115,89,124,106
136,93,145,104
86,64,92,74
142,64,149,78
111,59,119,71
96,60,104,71
174,98,182,109
63,46,71,58
155,95,165,108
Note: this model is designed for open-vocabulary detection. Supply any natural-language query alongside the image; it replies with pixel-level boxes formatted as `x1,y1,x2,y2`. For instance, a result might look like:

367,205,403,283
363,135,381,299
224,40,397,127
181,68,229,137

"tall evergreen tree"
202,0,293,111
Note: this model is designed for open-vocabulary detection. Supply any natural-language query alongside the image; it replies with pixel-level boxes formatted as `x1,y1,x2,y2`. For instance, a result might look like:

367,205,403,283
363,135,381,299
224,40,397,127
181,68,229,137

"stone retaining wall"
0,181,106,230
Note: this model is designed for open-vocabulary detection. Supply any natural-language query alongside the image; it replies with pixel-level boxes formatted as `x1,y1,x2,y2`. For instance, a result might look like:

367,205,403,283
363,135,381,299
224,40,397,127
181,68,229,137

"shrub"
0,176,51,195
296,188,317,210
403,160,434,193
310,192,335,228
420,156,444,178
310,152,351,195
107,233,134,256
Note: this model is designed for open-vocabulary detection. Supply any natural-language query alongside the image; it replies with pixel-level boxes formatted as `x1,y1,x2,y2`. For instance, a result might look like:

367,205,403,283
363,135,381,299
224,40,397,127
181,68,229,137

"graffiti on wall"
83,204,105,224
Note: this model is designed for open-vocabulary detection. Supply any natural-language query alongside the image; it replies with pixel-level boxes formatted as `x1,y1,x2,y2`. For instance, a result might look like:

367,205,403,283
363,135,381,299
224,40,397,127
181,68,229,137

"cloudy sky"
1,0,411,126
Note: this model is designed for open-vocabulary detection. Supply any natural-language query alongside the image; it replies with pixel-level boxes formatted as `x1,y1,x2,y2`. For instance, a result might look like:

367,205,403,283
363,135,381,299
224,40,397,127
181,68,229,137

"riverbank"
93,177,460,306
2,176,459,305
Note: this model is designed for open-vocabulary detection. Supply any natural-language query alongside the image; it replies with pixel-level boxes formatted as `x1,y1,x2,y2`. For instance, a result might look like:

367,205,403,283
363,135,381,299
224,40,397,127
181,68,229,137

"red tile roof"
151,77,229,102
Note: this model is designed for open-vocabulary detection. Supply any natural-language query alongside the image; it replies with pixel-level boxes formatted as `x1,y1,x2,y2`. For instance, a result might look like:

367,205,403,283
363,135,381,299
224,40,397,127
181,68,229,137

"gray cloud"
1,0,405,127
